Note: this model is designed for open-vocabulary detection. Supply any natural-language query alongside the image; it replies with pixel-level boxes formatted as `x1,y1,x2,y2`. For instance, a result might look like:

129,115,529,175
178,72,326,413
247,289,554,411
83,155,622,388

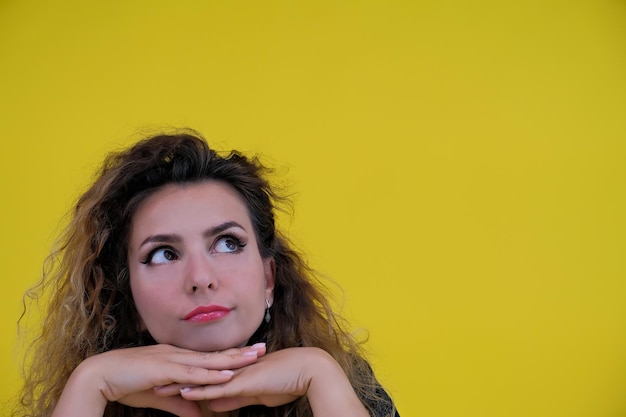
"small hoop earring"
264,299,271,323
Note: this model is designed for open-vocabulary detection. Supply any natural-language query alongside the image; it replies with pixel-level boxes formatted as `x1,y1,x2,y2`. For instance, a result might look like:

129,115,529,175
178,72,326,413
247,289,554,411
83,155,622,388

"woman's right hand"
51,343,266,417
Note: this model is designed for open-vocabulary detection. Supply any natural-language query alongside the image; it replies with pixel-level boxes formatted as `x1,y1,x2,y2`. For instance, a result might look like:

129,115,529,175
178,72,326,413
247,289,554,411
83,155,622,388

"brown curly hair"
15,130,396,417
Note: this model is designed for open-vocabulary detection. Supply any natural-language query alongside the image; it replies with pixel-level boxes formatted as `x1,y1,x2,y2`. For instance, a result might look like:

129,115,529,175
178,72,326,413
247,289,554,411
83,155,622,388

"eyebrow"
202,221,246,239
138,221,247,249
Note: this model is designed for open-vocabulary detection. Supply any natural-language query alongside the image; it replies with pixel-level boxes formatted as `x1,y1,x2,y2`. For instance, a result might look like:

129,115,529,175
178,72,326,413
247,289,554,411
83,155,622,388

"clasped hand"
70,344,333,417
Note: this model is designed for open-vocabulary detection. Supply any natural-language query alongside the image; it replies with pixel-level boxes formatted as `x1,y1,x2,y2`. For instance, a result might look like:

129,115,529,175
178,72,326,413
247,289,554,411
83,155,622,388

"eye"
213,235,246,253
141,247,179,265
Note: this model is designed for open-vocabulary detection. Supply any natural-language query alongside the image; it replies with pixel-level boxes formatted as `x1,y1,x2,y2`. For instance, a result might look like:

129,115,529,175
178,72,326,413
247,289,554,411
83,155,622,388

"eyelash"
214,233,247,253
140,246,178,265
139,233,247,265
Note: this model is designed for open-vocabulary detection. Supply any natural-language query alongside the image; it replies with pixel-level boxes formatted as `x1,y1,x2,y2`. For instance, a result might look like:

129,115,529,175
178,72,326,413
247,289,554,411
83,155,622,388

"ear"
263,257,276,303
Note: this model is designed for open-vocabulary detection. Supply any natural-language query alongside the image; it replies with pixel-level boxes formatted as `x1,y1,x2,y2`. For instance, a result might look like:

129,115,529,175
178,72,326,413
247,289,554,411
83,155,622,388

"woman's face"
127,180,274,352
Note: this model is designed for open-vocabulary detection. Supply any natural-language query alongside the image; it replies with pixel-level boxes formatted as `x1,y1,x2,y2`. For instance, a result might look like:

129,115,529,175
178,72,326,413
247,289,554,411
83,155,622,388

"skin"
127,181,274,352
51,181,369,417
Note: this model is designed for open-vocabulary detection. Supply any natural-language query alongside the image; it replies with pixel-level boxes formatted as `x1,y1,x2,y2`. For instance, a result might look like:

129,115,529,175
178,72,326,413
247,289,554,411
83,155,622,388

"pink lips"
183,305,232,322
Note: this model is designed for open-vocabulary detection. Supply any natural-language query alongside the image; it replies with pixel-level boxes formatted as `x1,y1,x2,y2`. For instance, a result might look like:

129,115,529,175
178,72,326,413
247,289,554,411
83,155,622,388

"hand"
156,346,315,410
52,343,266,417
159,347,368,416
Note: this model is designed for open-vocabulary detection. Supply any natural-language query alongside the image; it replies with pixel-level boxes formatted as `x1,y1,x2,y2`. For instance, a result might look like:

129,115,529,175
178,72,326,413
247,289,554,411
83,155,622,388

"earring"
264,299,271,323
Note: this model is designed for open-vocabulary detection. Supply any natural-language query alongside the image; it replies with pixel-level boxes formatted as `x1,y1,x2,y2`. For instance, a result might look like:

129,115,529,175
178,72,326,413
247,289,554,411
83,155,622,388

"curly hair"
15,130,395,417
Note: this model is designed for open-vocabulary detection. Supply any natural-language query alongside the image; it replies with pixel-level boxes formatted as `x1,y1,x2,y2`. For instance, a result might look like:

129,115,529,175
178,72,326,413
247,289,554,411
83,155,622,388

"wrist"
305,349,369,417
52,358,109,417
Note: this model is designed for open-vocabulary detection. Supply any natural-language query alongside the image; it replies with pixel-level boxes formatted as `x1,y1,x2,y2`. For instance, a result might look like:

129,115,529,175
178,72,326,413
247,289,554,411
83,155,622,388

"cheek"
130,276,162,320
130,284,148,318
235,262,269,293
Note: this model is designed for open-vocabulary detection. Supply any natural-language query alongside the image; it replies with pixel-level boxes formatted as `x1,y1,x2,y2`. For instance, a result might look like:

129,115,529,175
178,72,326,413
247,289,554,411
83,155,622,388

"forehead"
129,181,252,237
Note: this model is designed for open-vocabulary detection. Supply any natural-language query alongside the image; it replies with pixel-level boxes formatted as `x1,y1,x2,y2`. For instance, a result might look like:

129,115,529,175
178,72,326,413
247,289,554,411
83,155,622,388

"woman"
16,130,398,417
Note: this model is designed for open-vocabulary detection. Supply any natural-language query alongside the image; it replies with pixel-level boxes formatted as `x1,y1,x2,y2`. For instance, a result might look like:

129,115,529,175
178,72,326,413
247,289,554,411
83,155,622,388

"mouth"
183,305,232,322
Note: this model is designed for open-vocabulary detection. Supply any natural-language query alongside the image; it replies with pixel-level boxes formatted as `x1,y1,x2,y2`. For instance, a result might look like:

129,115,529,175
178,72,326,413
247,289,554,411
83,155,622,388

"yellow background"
1,1,625,416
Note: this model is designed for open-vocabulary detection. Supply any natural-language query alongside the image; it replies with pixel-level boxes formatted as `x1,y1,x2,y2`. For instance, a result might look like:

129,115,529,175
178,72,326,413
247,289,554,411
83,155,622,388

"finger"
247,342,267,358
150,351,259,388
153,384,200,397
168,342,266,357
205,343,267,362
178,381,229,401
152,365,238,389
176,364,264,401
177,380,267,402
153,370,234,396
217,342,266,356
169,346,263,370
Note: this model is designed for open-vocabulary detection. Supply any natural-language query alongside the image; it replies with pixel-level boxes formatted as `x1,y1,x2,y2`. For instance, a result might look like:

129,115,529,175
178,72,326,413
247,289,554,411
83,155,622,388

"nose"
185,252,217,293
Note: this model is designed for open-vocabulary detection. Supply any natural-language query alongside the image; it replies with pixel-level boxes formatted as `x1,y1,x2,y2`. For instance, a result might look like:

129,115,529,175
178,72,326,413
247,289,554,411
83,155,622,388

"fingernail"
180,387,192,393
243,350,258,357
251,342,266,349
220,370,234,376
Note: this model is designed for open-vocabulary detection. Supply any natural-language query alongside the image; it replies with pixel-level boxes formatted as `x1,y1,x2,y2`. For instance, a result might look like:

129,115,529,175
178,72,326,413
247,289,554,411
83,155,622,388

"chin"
169,336,250,352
